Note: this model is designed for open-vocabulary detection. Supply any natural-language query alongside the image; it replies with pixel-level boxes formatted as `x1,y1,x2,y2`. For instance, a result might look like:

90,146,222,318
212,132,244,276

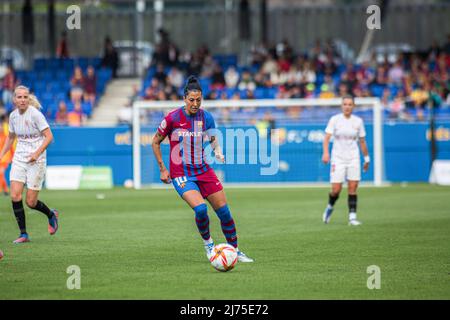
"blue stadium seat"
34,58,47,70
254,87,265,99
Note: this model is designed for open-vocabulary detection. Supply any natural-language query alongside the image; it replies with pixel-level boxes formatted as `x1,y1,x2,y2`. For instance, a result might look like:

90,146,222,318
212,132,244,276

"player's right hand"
160,169,172,184
322,153,330,164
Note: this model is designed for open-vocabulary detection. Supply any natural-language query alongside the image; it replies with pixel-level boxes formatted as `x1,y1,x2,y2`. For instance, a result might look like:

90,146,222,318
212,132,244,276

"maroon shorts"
172,169,223,199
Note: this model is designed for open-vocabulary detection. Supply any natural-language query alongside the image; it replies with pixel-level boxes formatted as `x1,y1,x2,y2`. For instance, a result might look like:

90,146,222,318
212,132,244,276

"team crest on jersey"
197,121,203,127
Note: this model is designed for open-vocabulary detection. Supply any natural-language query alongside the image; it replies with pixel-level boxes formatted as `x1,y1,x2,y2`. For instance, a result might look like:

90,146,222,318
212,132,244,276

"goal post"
132,97,383,189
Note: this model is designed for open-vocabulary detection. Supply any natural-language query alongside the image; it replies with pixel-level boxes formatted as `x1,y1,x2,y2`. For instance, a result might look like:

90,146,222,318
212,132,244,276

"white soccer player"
321,95,370,226
0,86,59,243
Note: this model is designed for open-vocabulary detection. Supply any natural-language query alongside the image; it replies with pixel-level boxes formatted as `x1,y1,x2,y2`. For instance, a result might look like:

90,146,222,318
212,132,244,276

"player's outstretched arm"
210,136,225,163
322,133,331,164
359,137,370,172
152,132,171,183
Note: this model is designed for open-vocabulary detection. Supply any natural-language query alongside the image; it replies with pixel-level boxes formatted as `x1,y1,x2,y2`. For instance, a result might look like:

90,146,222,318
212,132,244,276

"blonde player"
0,86,59,243
322,95,370,226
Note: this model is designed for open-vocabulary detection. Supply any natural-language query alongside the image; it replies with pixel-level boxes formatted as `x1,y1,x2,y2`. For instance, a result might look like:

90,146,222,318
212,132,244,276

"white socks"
203,237,214,246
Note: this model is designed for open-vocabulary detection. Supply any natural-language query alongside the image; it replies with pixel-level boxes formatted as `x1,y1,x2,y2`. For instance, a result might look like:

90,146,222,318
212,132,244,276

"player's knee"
193,203,208,218
331,188,341,197
10,193,22,202
25,198,38,208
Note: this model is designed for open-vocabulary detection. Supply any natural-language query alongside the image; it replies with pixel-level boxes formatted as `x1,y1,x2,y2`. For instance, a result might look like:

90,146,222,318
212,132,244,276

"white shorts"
330,159,361,183
10,160,47,191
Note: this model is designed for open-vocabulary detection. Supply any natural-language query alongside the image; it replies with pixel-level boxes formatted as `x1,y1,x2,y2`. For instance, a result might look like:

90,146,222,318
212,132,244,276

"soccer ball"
124,179,134,188
0,249,4,260
210,243,238,272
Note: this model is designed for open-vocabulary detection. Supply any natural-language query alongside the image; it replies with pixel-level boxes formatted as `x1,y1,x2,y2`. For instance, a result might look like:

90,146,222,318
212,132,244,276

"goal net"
132,97,383,189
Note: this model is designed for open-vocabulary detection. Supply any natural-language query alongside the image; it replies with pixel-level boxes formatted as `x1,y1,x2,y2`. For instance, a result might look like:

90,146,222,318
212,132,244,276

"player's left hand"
28,152,40,163
215,153,225,163
363,161,369,172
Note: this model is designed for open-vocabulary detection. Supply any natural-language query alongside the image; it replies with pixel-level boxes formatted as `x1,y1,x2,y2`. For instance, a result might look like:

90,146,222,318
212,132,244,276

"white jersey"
9,106,50,163
325,113,366,162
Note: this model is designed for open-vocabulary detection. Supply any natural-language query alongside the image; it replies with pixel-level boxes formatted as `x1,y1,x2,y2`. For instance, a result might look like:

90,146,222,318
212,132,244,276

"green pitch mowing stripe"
0,184,449,299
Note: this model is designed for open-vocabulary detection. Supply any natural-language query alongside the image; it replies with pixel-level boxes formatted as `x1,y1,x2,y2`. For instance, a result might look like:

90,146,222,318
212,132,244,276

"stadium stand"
136,39,450,126
1,57,113,126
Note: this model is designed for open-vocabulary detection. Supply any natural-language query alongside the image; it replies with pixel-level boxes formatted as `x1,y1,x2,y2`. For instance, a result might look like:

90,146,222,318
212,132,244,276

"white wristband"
364,155,370,163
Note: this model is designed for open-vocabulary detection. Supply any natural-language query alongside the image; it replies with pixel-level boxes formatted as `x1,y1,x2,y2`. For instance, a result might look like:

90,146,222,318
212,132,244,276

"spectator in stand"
187,53,202,77
356,61,375,87
56,31,70,58
304,83,316,99
410,83,430,121
154,63,167,85
143,78,162,100
388,60,405,85
55,101,69,125
83,66,97,106
211,64,226,90
301,61,316,84
163,82,177,99
238,71,256,91
319,84,335,99
200,55,216,79
253,72,266,88
70,66,84,103
1,65,18,107
225,66,239,89
167,66,184,89
278,53,292,73
101,36,119,78
380,88,391,110
389,90,408,120
338,83,349,97
372,65,388,86
261,54,278,76
68,101,86,127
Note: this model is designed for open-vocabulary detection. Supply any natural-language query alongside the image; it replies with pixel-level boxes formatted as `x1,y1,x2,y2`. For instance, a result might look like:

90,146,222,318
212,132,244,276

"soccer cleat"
48,209,59,235
204,241,215,260
348,219,362,226
237,250,254,263
322,206,333,224
13,233,30,244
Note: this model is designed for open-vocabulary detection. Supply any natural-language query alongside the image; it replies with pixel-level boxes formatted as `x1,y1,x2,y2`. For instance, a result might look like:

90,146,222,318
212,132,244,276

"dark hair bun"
186,75,199,85
184,75,202,96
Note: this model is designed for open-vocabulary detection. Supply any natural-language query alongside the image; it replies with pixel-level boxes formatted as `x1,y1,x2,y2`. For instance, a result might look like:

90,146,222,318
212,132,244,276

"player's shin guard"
193,204,210,241
12,200,27,234
215,205,238,248
31,200,53,219
328,193,339,207
348,194,357,219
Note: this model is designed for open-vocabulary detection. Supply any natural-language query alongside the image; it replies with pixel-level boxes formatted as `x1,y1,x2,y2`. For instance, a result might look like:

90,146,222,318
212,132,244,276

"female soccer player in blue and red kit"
152,76,253,263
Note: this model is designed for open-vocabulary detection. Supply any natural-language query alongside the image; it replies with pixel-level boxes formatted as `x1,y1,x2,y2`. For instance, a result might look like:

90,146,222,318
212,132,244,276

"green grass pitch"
0,184,449,299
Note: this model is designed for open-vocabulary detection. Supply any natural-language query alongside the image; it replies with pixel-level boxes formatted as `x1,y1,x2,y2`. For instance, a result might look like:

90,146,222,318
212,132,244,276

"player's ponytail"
183,75,202,97
29,94,42,110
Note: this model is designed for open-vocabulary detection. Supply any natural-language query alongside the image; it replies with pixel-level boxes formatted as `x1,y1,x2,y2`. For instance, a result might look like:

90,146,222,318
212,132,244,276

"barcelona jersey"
157,107,216,178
